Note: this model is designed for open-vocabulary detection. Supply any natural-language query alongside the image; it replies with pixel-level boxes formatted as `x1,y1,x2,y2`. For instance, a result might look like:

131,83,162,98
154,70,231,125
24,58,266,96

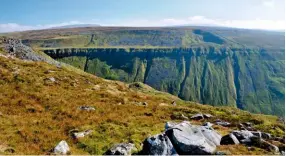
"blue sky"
0,0,285,32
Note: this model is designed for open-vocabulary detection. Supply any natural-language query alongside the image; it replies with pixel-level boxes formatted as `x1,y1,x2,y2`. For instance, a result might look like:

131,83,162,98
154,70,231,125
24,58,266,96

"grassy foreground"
0,50,284,154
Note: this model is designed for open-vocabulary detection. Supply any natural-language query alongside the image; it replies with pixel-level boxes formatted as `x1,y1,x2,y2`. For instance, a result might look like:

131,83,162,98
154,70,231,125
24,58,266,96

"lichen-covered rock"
140,134,178,155
104,143,136,155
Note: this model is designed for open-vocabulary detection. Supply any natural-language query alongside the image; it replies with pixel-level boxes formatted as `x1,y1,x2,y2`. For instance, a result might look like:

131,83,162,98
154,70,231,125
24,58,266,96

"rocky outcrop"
1,37,61,66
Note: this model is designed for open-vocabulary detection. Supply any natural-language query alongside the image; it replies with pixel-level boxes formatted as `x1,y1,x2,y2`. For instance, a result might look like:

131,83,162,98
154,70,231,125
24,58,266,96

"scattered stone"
221,133,240,145
159,103,169,107
142,102,148,106
215,151,227,155
104,143,136,155
203,114,213,118
53,140,70,155
140,134,178,155
171,101,177,106
78,106,95,111
216,121,231,127
72,130,93,139
47,77,56,82
203,122,214,127
190,113,204,120
92,85,101,91
165,121,219,155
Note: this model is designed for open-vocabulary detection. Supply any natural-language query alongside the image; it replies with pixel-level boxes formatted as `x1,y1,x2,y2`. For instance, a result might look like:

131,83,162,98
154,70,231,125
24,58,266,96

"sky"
0,0,285,32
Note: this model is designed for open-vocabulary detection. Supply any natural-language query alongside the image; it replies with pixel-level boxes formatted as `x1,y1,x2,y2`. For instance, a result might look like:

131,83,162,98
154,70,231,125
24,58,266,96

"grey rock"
104,143,136,155
78,106,95,111
221,133,240,145
166,121,218,155
199,126,222,146
203,114,213,118
141,134,178,155
190,113,204,120
232,130,254,144
216,121,231,127
53,140,70,155
261,132,272,140
251,131,272,140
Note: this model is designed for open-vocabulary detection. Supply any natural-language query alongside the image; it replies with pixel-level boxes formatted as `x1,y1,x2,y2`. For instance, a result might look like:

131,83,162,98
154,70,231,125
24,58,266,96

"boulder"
140,134,178,155
53,140,70,155
78,106,95,111
190,113,204,120
166,121,218,155
104,143,136,155
231,130,254,144
221,133,240,145
199,126,222,146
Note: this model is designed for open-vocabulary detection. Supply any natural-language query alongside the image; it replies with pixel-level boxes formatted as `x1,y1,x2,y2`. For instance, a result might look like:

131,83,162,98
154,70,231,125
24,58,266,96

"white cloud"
262,0,275,8
0,16,285,33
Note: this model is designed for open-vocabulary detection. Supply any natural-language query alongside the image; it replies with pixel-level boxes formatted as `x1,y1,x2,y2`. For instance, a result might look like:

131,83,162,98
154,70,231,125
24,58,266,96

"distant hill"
50,24,101,29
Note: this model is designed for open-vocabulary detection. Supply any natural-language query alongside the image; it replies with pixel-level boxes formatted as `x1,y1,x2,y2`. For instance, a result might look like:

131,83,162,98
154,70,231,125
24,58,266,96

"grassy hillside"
42,47,285,117
0,48,284,155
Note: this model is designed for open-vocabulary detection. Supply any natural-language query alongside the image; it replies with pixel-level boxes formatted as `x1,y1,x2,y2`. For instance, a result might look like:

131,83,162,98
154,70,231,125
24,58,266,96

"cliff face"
43,47,285,116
